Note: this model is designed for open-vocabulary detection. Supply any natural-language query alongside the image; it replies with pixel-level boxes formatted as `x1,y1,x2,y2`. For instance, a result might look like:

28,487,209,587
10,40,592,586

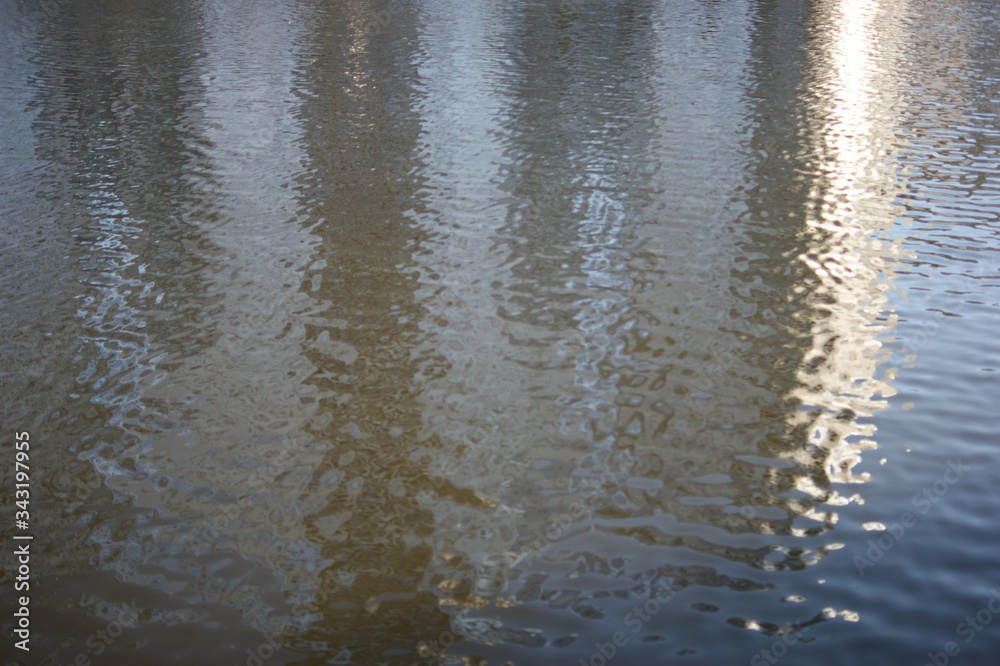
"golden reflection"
786,0,906,489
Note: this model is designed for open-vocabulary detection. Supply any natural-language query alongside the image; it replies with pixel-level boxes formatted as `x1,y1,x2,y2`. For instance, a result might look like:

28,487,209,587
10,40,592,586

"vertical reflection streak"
558,163,633,462
406,0,529,630
130,0,331,634
788,0,904,486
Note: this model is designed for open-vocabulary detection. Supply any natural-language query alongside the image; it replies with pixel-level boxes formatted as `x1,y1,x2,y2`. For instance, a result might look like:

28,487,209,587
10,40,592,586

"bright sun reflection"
787,0,905,489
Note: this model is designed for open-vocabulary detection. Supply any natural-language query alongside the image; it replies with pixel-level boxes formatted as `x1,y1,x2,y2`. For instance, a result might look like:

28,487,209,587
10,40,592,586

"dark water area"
1,0,999,664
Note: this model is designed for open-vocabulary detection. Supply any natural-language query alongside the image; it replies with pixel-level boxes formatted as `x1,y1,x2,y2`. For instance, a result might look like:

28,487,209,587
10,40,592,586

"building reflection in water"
385,0,911,660
6,0,928,662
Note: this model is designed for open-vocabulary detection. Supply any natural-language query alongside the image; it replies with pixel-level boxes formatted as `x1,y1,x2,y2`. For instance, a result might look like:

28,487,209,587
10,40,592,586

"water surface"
2,0,999,664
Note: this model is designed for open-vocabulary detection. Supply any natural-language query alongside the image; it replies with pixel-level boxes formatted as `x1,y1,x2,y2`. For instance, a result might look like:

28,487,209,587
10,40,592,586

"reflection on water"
2,0,1000,664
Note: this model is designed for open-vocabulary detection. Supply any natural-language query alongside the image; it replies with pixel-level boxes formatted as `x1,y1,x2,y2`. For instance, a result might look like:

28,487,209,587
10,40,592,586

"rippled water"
2,0,999,664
